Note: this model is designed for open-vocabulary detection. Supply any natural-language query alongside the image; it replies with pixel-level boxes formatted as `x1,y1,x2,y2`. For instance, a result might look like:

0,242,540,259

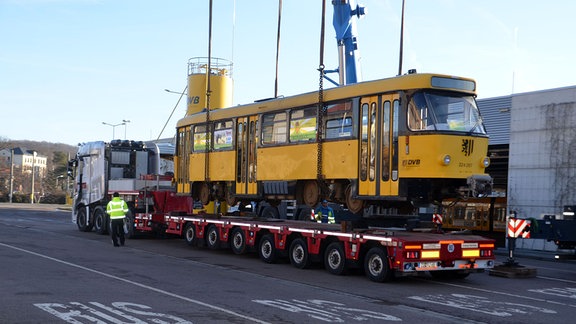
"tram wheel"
225,186,237,207
302,181,319,207
345,184,364,214
199,182,211,206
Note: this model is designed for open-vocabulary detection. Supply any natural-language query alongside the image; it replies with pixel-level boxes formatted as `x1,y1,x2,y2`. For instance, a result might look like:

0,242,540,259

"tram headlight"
481,157,490,168
442,154,451,166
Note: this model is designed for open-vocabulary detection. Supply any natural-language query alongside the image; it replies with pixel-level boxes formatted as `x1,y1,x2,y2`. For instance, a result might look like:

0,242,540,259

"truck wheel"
184,223,197,246
76,207,92,232
205,225,220,250
289,237,311,269
259,234,278,263
124,211,135,239
230,227,247,255
364,247,392,282
93,206,108,235
325,242,347,275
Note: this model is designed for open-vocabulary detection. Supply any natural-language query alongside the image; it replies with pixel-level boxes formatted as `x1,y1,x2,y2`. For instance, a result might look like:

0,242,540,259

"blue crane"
328,0,365,86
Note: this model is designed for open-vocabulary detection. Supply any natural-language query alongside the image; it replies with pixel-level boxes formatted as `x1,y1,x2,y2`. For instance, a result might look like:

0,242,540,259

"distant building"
0,148,47,177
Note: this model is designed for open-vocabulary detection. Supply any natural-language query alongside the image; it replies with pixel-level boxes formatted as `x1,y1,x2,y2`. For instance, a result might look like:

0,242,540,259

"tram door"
235,116,258,196
175,126,191,194
358,95,399,197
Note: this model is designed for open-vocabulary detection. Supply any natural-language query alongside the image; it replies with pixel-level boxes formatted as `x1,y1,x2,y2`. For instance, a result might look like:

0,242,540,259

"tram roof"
177,73,476,127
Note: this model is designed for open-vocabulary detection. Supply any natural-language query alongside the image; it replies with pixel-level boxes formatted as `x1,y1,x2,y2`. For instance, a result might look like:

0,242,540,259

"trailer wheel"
205,225,220,249
259,234,278,263
93,206,108,235
230,227,247,255
289,238,311,269
325,242,347,275
76,207,92,232
184,223,197,246
364,247,392,282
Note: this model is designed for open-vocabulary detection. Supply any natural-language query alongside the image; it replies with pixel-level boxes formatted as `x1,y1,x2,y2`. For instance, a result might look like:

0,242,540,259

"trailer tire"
76,207,92,232
259,234,278,263
184,223,197,246
325,242,347,275
230,227,247,255
364,247,392,282
93,206,108,235
289,238,311,269
205,225,220,250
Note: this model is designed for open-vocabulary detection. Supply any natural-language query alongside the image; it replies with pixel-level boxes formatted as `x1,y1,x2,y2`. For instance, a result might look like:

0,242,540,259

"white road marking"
417,278,576,308
528,287,576,300
408,294,556,317
34,302,192,324
252,299,402,322
0,242,270,324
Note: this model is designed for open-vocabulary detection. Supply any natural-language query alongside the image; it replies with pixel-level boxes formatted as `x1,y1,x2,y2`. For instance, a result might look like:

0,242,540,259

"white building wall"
508,86,576,250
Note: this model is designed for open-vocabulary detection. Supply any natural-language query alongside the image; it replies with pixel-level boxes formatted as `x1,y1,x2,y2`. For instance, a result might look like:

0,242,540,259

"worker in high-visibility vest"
106,192,129,247
315,199,335,224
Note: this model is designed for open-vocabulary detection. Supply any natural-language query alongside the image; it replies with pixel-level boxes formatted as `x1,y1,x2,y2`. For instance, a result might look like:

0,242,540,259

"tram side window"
290,107,316,142
325,100,353,139
193,124,208,152
408,93,430,130
213,120,234,150
262,112,287,145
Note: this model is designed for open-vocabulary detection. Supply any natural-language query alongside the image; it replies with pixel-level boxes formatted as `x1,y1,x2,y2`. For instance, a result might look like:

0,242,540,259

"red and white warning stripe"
507,218,530,238
432,213,443,225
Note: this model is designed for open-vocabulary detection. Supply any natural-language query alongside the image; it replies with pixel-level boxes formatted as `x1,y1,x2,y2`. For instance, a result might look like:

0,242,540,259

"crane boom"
332,0,365,85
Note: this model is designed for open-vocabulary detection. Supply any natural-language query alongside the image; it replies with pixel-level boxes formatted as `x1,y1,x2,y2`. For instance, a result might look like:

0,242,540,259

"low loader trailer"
135,197,495,283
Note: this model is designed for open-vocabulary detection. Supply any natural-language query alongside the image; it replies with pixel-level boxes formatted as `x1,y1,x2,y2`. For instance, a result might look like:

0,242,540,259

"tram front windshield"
408,91,487,135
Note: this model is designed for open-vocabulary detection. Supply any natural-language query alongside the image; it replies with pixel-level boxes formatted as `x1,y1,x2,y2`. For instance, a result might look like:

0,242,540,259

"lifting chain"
316,0,328,199
316,64,325,183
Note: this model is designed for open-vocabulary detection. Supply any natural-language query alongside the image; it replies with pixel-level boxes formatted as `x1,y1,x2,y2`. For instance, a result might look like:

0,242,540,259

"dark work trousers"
110,218,125,246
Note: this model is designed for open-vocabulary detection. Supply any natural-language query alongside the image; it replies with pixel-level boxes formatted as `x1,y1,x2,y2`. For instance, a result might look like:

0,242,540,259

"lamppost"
102,121,125,140
30,151,36,204
122,119,130,140
164,88,186,95
160,87,188,140
9,148,14,203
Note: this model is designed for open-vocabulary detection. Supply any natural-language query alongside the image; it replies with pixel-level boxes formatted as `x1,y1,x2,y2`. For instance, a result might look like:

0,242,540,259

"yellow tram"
442,197,507,232
174,58,492,214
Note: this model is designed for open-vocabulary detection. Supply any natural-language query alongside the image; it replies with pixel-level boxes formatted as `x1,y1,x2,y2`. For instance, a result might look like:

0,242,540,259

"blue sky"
1,0,574,145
